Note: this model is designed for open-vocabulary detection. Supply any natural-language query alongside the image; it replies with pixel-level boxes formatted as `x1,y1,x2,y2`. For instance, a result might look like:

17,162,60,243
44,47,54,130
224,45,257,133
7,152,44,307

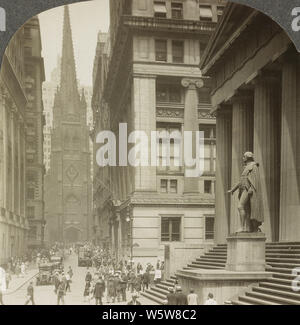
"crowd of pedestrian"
70,244,169,305
0,242,218,306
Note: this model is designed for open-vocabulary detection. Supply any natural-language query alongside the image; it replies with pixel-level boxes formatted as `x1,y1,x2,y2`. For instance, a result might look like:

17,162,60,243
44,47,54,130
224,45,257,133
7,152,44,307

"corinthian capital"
181,78,204,90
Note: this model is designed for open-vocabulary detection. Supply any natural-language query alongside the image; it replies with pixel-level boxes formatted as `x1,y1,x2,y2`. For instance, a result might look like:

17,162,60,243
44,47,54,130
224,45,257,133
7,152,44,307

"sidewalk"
4,267,38,295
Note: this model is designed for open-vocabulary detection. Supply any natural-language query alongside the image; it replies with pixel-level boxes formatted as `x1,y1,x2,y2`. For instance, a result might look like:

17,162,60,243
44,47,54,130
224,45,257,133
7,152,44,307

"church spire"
80,88,87,110
60,5,80,114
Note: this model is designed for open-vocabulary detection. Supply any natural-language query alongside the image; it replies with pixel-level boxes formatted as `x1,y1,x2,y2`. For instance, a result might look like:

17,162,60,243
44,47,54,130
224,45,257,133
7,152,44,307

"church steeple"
80,88,87,110
60,5,80,115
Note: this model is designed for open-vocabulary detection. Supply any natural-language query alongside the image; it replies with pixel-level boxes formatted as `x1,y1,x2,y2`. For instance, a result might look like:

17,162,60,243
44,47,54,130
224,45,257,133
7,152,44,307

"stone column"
16,117,21,216
254,72,281,242
215,106,232,243
230,91,254,233
3,105,8,211
110,219,115,254
132,75,157,192
9,109,15,213
22,124,26,218
0,88,4,209
116,212,122,261
280,52,300,241
181,78,204,194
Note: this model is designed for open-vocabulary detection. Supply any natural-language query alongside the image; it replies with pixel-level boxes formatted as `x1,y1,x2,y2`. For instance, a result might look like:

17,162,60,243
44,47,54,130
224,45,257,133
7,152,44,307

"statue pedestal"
176,269,272,305
164,243,212,279
226,232,266,272
175,233,270,304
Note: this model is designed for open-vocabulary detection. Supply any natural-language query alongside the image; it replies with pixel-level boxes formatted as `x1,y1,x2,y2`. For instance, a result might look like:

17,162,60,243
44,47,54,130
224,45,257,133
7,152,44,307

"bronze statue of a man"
228,152,264,233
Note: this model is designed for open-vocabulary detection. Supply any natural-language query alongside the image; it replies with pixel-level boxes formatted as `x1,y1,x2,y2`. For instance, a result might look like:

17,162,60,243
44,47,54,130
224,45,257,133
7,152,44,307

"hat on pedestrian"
176,286,182,292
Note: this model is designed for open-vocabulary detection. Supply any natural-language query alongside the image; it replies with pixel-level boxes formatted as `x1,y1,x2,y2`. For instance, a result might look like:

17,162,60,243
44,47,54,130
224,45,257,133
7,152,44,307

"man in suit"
24,281,35,305
93,277,106,305
174,286,188,305
166,287,177,305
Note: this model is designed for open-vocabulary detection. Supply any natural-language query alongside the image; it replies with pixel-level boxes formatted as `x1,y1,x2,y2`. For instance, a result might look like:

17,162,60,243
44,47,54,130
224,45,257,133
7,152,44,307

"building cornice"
1,54,28,110
123,15,216,35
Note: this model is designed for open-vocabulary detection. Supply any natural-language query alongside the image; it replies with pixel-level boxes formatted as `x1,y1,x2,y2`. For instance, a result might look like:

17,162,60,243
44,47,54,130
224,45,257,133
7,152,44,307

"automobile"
50,256,63,272
78,247,93,267
36,264,54,286
50,255,63,265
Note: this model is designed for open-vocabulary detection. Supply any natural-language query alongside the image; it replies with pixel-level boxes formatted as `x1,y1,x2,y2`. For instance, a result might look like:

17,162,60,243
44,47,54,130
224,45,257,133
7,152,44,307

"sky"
39,0,110,87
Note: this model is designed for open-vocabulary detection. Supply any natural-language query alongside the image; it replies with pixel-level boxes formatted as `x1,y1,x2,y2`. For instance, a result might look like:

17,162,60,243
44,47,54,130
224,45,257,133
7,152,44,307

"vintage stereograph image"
0,0,300,307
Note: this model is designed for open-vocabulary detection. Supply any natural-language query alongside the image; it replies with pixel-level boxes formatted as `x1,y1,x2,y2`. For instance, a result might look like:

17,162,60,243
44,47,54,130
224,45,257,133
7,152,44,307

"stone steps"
266,253,300,258
265,278,296,287
189,260,226,267
186,264,225,270
150,285,169,296
211,248,227,252
252,286,300,301
266,266,291,274
144,288,166,300
236,295,280,305
141,291,165,305
142,244,228,304
198,255,227,261
259,281,299,293
267,262,300,268
245,290,300,305
266,245,300,250
159,280,175,287
272,272,298,280
144,242,300,305
266,242,300,246
266,249,300,254
155,283,174,290
266,257,300,263
230,300,252,305
204,252,227,257
234,242,300,305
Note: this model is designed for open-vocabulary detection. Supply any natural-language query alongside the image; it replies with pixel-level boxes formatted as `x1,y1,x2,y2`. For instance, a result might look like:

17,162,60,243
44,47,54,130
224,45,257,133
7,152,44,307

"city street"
4,254,157,306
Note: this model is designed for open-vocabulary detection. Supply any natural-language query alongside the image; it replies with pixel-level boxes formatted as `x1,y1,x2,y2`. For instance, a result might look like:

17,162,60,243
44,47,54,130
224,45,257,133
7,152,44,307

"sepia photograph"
0,0,300,307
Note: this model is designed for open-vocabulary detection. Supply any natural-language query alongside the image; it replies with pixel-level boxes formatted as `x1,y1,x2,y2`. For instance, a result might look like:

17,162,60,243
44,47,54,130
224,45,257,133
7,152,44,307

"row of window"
159,179,215,194
154,1,224,21
156,83,211,104
155,39,184,63
161,216,215,242
160,179,178,193
156,124,216,174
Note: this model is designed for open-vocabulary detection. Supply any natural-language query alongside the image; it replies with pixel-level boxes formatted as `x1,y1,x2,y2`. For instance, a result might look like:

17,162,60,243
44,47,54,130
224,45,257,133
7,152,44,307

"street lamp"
41,219,46,248
126,205,133,266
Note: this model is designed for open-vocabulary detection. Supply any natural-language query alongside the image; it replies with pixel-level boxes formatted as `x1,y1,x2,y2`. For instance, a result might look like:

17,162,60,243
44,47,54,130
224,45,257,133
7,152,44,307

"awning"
200,6,213,18
154,2,167,13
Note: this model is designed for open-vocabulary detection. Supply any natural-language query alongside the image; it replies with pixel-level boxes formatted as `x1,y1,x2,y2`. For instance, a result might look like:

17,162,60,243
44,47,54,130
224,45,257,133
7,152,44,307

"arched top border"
230,0,300,52
0,0,92,68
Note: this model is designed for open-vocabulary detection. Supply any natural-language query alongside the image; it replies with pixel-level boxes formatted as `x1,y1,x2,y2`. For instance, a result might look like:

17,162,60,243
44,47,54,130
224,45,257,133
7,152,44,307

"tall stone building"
42,57,61,174
92,0,225,265
0,16,45,263
45,6,92,244
91,32,110,247
24,17,46,249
